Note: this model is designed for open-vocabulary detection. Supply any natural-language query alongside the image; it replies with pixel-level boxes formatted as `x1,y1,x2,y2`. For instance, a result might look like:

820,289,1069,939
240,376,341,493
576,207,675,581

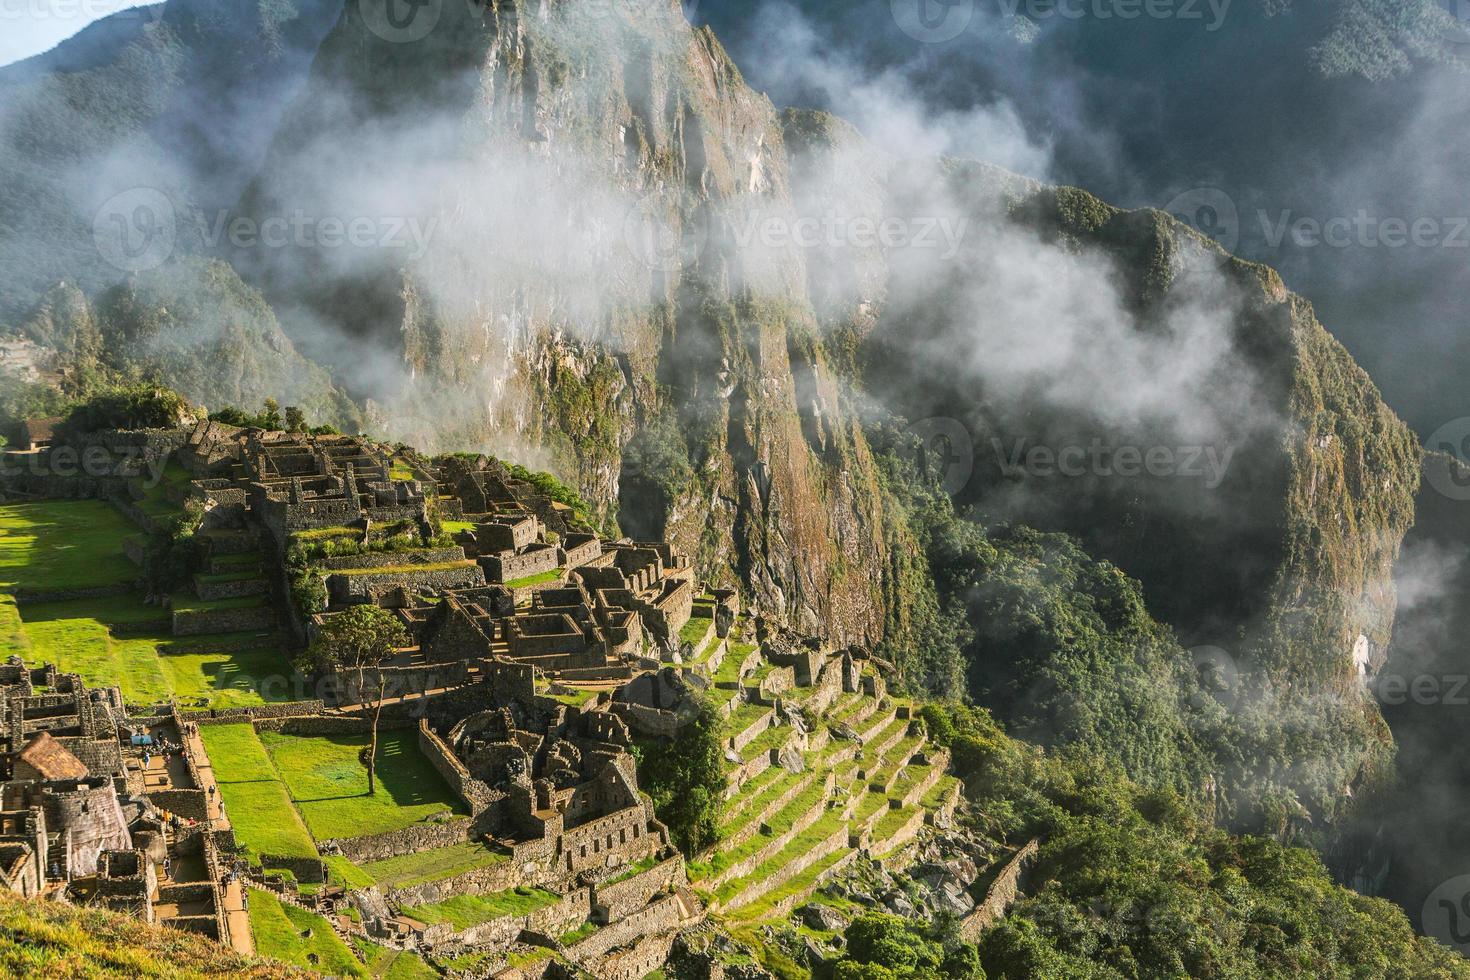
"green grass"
10,596,285,708
212,550,264,567
727,703,770,736
679,613,713,649
441,520,477,535
335,560,476,578
713,649,748,687
291,526,361,542
504,568,564,589
715,809,846,906
402,887,560,930
699,779,831,883
558,921,599,946
324,855,378,891
170,592,268,614
0,501,138,592
247,888,365,976
389,461,417,482
194,568,263,584
199,724,318,862
603,853,661,886
724,848,849,923
360,840,507,890
353,938,437,979
258,729,467,840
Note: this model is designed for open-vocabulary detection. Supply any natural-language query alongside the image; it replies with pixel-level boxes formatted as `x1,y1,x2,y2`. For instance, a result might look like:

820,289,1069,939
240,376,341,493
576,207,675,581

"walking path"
181,724,254,957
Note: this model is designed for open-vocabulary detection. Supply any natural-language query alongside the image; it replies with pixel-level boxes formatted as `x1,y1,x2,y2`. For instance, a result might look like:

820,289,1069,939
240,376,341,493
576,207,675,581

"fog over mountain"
696,0,1470,439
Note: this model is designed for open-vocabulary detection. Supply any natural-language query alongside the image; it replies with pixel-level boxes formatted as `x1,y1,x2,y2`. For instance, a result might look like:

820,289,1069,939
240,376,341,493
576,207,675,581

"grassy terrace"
712,649,747,688
724,848,849,923
0,500,137,592
679,611,713,650
713,808,846,906
402,886,559,930
257,729,466,840
354,939,437,979
504,568,564,589
360,841,508,890
170,591,269,613
291,525,360,542
3,594,285,709
696,778,832,884
726,703,770,737
247,887,365,976
736,723,791,764
199,724,318,862
336,560,476,578
720,767,790,828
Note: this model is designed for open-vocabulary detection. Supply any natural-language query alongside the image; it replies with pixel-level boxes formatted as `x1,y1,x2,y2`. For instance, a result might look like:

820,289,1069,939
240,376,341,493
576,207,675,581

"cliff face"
238,0,896,644
234,0,1420,698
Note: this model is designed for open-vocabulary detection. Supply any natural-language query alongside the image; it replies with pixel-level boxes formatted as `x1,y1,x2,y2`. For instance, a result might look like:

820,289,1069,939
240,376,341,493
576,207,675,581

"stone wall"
381,849,527,907
171,605,274,636
324,816,474,865
958,839,1039,942
592,853,684,923
567,892,685,962
185,700,325,724
192,576,269,602
329,663,471,706
327,563,484,604
150,789,208,822
257,853,326,884
418,719,500,815
318,547,467,571
559,807,660,877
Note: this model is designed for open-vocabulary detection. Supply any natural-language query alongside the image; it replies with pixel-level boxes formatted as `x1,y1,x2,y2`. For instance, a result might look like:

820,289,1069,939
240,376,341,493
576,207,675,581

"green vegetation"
360,840,508,890
832,912,985,980
246,887,365,976
257,728,465,840
0,501,137,592
352,939,437,979
558,921,599,946
504,568,564,589
0,887,292,977
633,694,725,854
199,724,317,862
916,702,1470,979
679,611,713,650
59,383,193,437
402,886,560,930
1,593,285,709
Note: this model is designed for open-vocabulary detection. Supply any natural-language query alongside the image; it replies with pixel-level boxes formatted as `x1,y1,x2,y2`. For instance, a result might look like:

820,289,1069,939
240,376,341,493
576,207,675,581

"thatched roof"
20,417,58,447
17,732,87,780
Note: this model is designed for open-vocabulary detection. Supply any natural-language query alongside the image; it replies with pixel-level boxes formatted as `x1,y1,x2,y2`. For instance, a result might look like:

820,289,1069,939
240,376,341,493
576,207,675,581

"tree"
284,406,306,432
298,605,408,795
632,694,725,854
261,398,283,431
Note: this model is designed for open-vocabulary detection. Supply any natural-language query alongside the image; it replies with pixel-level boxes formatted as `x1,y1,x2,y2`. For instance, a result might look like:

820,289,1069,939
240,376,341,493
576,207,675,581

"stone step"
710,770,836,889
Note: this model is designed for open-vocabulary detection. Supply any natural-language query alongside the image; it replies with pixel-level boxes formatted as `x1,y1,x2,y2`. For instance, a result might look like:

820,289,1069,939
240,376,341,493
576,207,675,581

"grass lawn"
402,887,560,930
199,724,318,861
679,613,713,649
11,596,286,708
247,888,365,976
441,520,477,535
504,568,563,589
353,938,437,979
258,729,467,840
360,840,507,890
0,501,137,592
